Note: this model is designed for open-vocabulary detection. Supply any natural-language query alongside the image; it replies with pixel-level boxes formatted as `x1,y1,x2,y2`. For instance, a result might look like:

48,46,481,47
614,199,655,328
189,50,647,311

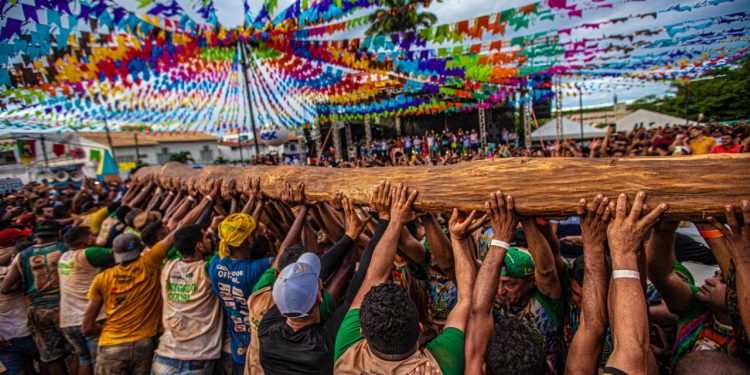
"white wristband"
613,270,641,280
490,239,510,250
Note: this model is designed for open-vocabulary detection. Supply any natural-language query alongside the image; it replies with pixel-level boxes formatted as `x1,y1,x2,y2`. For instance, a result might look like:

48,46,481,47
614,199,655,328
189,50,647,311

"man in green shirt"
334,184,473,375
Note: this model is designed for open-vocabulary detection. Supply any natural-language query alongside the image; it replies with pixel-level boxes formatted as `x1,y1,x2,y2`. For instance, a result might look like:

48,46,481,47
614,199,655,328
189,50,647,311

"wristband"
187,196,195,202
205,195,213,202
490,239,510,250
613,270,641,280
699,229,723,239
535,218,548,226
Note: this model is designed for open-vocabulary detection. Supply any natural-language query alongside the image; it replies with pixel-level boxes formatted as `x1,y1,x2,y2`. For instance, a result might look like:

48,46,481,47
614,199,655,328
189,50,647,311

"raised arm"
465,191,518,374
521,218,562,300
349,183,416,310
606,192,668,374
422,212,455,281
645,220,694,314
318,197,370,281
709,200,750,342
72,179,89,212
396,226,427,266
445,209,487,332
274,185,310,269
340,182,392,308
566,195,611,374
129,181,156,209
120,181,142,206
158,189,176,212
695,221,731,276
0,256,21,294
315,202,346,243
601,124,613,156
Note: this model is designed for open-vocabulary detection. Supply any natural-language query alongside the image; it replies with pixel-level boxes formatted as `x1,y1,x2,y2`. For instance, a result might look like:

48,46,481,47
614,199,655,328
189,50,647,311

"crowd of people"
0,169,749,375
254,121,750,167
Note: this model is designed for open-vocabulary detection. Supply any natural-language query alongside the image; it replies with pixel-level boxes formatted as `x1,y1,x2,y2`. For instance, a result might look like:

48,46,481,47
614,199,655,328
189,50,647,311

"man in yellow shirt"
688,127,716,155
82,192,213,375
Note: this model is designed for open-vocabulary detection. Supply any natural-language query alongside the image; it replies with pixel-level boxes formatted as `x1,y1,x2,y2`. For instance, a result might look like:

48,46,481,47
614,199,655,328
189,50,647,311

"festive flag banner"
0,0,747,134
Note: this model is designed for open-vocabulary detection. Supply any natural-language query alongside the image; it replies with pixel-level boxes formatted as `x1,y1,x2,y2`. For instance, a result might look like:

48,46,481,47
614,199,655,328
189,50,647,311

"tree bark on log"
135,155,750,219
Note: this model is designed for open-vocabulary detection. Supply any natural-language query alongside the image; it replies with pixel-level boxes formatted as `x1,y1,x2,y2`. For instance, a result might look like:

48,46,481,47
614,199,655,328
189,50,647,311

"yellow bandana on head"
218,213,257,258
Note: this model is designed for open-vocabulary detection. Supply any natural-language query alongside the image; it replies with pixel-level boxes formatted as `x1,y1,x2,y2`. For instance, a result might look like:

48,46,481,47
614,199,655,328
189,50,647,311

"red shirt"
710,143,743,154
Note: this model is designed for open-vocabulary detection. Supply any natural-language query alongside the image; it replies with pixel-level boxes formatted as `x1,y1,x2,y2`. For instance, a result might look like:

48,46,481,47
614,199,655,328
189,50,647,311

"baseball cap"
35,219,61,237
15,213,35,227
133,211,162,231
0,228,32,247
501,247,535,279
112,233,143,263
273,252,321,317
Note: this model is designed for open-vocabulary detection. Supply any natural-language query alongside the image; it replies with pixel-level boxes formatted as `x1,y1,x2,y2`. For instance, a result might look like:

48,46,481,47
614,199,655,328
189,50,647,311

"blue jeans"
150,354,216,375
0,336,37,375
232,361,244,375
61,326,99,366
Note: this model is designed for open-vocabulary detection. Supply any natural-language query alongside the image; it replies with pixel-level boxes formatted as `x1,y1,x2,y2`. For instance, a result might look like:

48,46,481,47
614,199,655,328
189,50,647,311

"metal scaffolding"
478,106,487,147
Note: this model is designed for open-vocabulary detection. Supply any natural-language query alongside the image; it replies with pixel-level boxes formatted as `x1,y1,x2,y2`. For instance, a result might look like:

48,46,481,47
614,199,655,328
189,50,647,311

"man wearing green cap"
492,218,564,372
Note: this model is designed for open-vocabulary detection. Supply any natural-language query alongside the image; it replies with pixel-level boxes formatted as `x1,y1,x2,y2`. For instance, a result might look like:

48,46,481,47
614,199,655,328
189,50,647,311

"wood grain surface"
134,154,750,219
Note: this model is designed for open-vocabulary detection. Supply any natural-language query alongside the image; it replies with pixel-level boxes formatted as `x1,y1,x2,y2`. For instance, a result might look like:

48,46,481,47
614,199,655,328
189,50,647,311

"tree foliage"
168,151,194,164
630,58,750,121
366,0,441,36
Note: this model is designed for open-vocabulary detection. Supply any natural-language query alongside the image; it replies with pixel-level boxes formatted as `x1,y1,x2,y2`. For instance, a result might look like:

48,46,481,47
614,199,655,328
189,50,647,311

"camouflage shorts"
28,305,67,363
96,337,155,375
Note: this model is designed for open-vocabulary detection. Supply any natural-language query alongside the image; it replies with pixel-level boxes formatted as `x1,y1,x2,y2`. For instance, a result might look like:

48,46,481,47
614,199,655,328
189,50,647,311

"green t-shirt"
19,241,67,307
251,267,335,321
334,309,465,375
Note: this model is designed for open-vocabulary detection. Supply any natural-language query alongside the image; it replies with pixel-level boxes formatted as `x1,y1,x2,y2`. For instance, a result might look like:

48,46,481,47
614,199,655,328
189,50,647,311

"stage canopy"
615,109,696,131
0,0,748,136
531,117,606,141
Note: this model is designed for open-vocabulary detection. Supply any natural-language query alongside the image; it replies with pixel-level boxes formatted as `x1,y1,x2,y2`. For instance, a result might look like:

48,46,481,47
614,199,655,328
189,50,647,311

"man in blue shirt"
209,213,272,375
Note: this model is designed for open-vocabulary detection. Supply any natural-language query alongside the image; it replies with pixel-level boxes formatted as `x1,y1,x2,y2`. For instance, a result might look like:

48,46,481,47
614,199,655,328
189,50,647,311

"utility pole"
577,83,584,144
95,93,117,160
40,134,49,167
684,80,690,126
238,41,260,158
237,133,245,165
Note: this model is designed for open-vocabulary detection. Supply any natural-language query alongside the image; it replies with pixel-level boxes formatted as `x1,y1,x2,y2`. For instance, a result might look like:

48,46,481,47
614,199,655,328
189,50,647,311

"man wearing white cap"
256,192,386,375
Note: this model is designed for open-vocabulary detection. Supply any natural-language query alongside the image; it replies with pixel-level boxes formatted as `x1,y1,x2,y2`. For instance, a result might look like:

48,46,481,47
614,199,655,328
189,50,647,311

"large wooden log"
134,155,750,219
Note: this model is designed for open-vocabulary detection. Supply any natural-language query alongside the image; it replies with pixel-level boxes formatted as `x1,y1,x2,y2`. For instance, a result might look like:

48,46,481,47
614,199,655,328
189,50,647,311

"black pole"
134,132,140,165
104,122,116,161
684,81,690,126
40,134,49,167
237,134,245,166
578,85,584,144
238,41,260,158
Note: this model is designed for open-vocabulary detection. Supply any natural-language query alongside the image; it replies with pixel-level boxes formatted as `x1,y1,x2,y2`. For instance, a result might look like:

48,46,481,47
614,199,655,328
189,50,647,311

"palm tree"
168,151,194,164
365,0,440,36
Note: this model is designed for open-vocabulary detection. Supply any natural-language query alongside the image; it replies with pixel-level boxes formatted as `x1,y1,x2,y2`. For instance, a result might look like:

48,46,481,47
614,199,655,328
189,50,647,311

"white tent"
531,118,607,141
615,109,694,131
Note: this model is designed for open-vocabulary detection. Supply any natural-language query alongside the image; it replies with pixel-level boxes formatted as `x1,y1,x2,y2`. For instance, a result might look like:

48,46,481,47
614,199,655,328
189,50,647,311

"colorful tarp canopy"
0,0,748,135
